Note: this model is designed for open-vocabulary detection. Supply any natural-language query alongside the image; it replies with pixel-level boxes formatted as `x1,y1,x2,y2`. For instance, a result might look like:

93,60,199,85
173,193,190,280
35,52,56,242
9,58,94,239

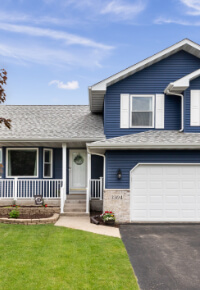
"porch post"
62,143,67,201
86,152,91,213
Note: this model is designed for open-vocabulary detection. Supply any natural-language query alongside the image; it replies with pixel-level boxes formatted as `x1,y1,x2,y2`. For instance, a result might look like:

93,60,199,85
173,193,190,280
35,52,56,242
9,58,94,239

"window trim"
130,94,155,128
43,148,53,178
6,148,39,178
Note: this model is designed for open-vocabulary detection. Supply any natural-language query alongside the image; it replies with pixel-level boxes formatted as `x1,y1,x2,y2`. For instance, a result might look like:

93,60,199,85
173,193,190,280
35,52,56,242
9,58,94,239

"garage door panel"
181,210,196,218
133,181,148,189
181,167,196,175
150,196,163,203
131,164,200,222
133,210,148,218
181,196,196,203
165,210,180,218
166,181,180,189
182,182,196,189
165,196,179,203
149,181,163,189
165,203,179,210
149,210,163,218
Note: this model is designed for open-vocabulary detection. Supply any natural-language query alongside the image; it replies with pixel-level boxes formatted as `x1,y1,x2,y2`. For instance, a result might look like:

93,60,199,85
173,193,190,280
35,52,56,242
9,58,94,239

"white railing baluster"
89,178,103,200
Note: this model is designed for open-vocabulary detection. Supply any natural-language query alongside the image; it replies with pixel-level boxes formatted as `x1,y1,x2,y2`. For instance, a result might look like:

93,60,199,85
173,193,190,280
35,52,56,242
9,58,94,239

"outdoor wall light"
117,169,122,180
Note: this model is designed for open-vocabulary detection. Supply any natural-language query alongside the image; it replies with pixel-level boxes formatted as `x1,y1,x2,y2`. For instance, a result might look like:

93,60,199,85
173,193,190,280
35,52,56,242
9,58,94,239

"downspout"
165,87,184,132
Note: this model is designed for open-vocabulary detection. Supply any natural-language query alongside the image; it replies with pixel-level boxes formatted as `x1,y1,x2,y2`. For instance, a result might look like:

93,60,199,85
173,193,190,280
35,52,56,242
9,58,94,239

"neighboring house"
1,38,200,222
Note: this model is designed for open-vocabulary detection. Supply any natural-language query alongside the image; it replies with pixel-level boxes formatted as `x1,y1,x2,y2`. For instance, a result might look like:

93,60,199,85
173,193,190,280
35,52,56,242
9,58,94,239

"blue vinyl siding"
104,51,200,138
106,150,200,189
91,155,103,179
184,76,200,132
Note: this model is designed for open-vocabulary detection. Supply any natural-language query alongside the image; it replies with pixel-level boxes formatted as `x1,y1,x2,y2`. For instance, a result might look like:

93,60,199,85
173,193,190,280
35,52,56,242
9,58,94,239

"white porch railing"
90,177,103,200
0,179,14,198
0,179,63,199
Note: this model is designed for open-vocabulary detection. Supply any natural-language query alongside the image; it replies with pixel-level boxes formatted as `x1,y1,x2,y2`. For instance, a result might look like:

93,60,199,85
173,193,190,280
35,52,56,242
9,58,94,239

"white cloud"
101,0,145,20
0,23,114,50
0,11,81,26
49,80,79,90
180,0,200,15
155,17,200,26
43,0,146,21
0,42,110,68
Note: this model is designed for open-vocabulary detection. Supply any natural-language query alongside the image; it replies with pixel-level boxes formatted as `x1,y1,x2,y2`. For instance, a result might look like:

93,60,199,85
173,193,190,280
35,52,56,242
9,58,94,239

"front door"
69,150,87,193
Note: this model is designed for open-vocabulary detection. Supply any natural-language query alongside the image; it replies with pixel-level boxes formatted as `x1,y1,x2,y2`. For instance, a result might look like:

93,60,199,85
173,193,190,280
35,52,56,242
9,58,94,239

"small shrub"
9,210,20,219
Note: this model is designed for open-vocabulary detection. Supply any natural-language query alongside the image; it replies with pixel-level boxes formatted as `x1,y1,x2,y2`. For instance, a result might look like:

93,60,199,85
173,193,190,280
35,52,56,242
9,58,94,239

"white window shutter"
155,94,165,129
120,94,130,128
191,90,200,126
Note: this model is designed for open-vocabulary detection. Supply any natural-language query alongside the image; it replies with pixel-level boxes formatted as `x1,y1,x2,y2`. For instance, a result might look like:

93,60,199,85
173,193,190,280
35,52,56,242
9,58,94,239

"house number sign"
112,195,123,200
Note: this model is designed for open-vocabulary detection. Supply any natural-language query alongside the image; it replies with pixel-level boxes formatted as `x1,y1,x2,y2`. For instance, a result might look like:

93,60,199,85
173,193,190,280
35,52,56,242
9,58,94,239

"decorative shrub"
9,210,20,219
101,211,115,222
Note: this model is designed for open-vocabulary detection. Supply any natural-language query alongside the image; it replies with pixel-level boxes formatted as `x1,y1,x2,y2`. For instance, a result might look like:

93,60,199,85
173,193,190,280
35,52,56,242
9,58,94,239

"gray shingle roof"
0,105,104,140
89,130,200,148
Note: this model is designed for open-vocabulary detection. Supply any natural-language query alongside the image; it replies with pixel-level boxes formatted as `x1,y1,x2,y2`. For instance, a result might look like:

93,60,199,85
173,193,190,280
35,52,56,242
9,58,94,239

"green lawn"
0,224,138,290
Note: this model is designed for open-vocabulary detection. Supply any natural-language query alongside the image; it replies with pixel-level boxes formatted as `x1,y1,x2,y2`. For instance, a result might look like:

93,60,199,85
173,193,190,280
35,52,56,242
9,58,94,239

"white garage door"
130,164,200,222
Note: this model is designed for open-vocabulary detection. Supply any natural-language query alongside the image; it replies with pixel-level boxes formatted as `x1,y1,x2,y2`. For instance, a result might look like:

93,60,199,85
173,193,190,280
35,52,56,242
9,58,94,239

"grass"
0,224,139,290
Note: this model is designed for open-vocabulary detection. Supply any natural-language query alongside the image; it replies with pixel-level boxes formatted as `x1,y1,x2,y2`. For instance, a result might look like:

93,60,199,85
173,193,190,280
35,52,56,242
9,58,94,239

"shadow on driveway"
120,224,200,290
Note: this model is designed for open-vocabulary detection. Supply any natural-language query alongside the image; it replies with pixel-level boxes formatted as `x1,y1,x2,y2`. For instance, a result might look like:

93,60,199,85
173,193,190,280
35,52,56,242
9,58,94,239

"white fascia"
88,143,200,150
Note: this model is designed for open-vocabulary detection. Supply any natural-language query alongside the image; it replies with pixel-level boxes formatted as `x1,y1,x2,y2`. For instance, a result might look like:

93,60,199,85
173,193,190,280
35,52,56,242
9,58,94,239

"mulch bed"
90,212,119,228
0,213,53,219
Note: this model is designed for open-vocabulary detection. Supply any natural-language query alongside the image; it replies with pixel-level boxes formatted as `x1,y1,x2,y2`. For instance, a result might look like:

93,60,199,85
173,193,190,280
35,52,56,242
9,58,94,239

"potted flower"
101,211,115,225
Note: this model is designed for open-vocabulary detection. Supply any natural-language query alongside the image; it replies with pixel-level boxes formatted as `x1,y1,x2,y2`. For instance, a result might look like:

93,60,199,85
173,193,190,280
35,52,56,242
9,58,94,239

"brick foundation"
103,189,130,223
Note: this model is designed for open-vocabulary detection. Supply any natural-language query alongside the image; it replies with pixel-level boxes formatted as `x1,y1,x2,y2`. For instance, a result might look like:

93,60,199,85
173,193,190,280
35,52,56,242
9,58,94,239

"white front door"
130,164,200,222
69,150,87,193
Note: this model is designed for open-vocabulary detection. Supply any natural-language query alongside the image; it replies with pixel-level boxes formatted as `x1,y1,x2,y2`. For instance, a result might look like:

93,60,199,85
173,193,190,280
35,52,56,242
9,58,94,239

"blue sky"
1,0,200,105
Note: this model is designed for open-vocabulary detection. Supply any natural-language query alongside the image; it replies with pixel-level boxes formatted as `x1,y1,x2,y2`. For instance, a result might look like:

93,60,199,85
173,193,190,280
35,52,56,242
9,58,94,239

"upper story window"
7,148,38,178
43,149,53,178
131,95,154,128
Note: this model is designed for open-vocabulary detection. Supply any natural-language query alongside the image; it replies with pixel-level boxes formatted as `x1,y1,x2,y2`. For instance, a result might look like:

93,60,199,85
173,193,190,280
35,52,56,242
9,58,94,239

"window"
43,149,53,178
7,148,38,178
131,95,154,128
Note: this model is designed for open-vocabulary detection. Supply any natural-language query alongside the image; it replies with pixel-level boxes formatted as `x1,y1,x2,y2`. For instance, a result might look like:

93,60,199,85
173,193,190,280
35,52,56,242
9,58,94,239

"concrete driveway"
120,224,200,290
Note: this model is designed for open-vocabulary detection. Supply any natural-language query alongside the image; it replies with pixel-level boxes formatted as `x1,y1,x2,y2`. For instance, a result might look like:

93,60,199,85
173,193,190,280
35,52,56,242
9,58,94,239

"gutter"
88,144,200,150
164,84,184,132
0,137,105,142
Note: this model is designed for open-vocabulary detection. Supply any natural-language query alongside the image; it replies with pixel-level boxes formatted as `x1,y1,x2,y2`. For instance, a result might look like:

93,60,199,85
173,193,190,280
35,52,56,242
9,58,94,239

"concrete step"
64,205,86,210
61,212,89,217
65,199,86,204
64,208,86,212
67,194,86,200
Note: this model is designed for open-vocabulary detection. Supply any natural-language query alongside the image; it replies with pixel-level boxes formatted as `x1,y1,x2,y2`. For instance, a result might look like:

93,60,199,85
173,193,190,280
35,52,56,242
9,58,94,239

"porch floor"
55,216,120,238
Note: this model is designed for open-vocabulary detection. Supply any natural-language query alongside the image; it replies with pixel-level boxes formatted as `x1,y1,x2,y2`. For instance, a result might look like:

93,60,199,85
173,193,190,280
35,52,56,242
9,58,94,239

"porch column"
86,152,91,213
62,143,67,200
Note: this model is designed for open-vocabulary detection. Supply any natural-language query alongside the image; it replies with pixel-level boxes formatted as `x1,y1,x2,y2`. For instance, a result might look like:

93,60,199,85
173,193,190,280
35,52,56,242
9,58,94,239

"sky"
1,0,200,105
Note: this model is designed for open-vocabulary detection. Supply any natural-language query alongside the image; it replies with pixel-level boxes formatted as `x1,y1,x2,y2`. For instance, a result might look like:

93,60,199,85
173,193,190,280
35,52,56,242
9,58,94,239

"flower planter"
104,220,115,226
